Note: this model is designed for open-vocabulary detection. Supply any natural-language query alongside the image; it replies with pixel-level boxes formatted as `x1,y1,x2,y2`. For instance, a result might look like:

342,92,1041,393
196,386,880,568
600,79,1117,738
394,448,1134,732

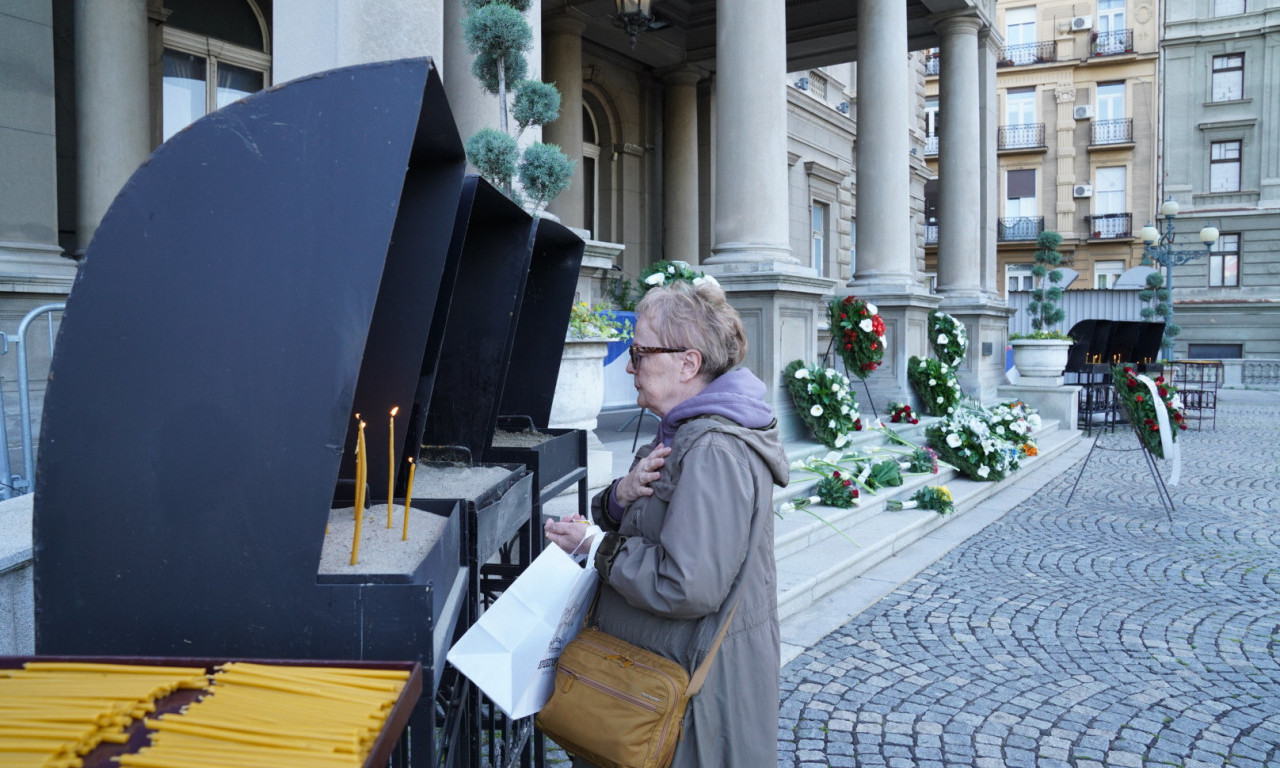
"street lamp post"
1139,198,1218,362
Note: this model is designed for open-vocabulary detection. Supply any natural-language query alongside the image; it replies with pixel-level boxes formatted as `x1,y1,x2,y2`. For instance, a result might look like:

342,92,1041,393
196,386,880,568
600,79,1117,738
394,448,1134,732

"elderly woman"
545,279,789,767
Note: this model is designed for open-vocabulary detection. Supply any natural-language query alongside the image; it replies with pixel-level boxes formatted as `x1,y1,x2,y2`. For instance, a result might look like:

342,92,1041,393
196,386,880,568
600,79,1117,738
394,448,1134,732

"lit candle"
351,417,367,565
402,457,416,542
387,407,399,528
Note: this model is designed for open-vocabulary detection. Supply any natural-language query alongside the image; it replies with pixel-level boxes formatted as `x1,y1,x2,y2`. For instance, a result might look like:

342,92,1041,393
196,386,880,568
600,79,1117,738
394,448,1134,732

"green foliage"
462,3,532,60
465,128,519,189
464,0,532,10
1027,230,1067,333
607,272,639,311
783,360,863,450
1008,330,1074,341
907,356,962,416
471,49,529,95
518,142,575,213
567,302,632,340
638,260,707,292
513,80,561,135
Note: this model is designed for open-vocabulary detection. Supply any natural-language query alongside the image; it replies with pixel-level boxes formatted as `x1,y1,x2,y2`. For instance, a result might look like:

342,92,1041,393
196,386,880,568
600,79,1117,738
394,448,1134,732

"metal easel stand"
821,336,880,423
617,408,660,452
1065,427,1175,522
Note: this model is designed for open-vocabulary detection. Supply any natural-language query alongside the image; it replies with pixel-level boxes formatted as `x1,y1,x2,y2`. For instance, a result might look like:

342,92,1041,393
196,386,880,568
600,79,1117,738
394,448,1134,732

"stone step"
773,421,1080,624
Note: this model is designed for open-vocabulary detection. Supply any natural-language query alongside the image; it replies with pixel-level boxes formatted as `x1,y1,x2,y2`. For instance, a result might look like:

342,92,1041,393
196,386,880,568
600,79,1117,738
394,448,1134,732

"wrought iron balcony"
998,123,1046,151
1088,212,1132,239
924,134,939,156
924,51,941,76
998,216,1045,242
1091,29,1134,56
1091,118,1133,145
925,223,938,245
998,41,1058,67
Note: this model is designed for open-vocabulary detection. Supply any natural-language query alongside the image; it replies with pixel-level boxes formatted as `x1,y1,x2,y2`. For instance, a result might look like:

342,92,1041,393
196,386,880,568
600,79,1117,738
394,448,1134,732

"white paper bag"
446,541,599,719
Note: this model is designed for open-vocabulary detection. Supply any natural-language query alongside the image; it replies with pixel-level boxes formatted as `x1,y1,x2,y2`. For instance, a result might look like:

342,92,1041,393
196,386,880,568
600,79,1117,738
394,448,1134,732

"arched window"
582,104,601,239
162,0,271,142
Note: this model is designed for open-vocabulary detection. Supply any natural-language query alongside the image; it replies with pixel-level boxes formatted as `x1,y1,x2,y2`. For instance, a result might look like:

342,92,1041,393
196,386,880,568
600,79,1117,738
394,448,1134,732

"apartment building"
924,0,1160,296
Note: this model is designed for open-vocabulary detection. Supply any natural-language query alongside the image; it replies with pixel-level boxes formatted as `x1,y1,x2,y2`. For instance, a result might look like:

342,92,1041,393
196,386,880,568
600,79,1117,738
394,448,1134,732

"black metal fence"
998,41,1057,66
1091,29,1134,56
1088,212,1133,239
998,123,1046,151
998,216,1045,242
1091,118,1133,145
925,51,941,75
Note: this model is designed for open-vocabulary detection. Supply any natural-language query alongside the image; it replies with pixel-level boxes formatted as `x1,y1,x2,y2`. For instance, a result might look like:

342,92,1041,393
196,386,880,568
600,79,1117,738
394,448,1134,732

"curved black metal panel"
33,58,467,665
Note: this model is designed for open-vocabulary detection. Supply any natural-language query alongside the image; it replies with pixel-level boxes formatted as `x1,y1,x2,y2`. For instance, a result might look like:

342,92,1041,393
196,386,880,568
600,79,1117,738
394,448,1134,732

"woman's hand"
612,443,672,508
544,514,596,555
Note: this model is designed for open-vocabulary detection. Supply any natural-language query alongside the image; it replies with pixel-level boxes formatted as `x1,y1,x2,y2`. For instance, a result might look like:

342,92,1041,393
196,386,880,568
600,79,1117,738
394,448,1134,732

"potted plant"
549,302,632,431
1010,230,1074,382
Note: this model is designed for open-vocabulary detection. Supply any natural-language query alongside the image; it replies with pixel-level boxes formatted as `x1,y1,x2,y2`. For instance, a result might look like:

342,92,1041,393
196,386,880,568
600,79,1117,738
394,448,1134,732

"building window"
1095,260,1125,289
1004,7,1037,64
1006,264,1035,292
1209,233,1240,287
1213,0,1245,16
161,1,270,143
1211,54,1244,102
811,201,829,275
1188,343,1241,358
583,105,600,239
1210,141,1242,192
924,97,939,155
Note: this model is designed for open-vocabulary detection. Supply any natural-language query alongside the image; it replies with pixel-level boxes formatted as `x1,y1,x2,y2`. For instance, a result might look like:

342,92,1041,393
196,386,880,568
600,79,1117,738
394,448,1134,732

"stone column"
541,16,587,231
978,28,1001,300
853,0,913,290
74,0,151,255
662,66,703,265
935,14,984,300
706,0,791,266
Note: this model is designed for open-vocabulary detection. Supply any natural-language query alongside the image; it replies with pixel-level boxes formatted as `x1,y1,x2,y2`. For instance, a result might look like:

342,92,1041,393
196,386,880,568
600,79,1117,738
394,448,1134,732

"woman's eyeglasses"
628,345,688,366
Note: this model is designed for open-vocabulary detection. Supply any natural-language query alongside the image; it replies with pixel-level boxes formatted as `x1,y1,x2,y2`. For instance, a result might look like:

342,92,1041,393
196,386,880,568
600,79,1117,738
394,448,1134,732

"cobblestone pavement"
778,390,1280,768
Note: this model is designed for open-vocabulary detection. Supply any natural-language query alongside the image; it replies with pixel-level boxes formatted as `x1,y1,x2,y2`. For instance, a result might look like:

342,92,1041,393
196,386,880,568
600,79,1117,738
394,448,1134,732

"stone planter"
549,338,613,488
1010,338,1073,385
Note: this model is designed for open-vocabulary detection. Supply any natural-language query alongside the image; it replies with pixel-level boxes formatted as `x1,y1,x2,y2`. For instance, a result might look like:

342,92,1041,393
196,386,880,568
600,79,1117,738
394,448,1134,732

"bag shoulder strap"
685,598,737,697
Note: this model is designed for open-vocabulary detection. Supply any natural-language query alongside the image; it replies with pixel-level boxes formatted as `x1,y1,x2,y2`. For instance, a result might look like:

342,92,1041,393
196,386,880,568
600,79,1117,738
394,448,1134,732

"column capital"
659,64,707,87
935,13,985,37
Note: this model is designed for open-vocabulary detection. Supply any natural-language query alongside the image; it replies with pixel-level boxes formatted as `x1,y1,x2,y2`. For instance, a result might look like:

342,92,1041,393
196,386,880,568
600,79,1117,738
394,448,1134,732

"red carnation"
1124,366,1134,374
1150,425,1159,431
852,489,860,497
840,313,847,320
845,343,853,350
1135,395,1144,402
1155,376,1164,384
832,471,841,478
854,418,863,430
871,342,879,350
843,479,852,487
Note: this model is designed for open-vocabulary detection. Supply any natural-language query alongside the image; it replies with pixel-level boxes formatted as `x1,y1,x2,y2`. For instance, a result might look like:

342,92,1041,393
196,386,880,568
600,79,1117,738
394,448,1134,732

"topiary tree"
1137,270,1177,351
461,0,574,213
1026,230,1067,335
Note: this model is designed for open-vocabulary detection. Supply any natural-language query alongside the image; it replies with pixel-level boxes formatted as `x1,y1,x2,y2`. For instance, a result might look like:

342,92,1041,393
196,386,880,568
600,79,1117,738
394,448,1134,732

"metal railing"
1091,29,1134,56
925,223,939,245
998,41,1057,66
1088,212,1133,239
924,52,941,76
0,303,65,498
924,134,939,156
998,216,1045,242
998,123,1046,151
1091,118,1133,145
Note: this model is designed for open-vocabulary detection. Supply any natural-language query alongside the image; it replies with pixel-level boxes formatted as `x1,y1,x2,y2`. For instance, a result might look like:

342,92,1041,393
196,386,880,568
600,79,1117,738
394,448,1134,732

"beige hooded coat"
574,415,790,767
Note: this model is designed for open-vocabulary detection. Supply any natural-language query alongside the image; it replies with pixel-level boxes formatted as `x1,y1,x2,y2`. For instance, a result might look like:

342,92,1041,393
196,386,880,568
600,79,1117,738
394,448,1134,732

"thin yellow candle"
351,417,367,565
387,407,399,528
402,458,416,541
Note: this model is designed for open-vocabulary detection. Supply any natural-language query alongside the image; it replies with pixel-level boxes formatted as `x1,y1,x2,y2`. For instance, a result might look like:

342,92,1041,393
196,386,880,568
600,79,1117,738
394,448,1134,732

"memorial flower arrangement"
888,402,919,425
887,485,954,514
985,400,1041,455
567,302,633,341
830,295,886,379
783,360,863,449
897,446,940,474
1111,365,1186,458
907,357,962,417
638,260,707,291
926,406,1023,482
928,311,968,366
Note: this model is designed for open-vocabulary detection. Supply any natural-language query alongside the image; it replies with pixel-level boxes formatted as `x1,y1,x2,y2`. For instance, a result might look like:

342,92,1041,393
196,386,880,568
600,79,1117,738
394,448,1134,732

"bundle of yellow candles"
0,661,209,768
125,662,409,768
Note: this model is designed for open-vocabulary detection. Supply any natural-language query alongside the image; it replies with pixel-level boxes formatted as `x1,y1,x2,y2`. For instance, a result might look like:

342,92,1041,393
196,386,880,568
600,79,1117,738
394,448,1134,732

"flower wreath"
784,360,863,449
829,296,886,380
638,260,707,292
925,406,1023,482
907,357,962,417
1111,365,1186,458
928,311,968,367
985,400,1042,455
888,402,919,425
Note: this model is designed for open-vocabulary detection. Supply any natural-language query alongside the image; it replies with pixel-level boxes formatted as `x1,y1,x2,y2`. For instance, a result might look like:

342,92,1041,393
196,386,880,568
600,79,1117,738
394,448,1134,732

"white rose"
866,302,878,315
645,273,665,286
937,334,949,345
691,274,719,288
936,396,944,404
995,425,1005,434
794,368,810,379
929,379,937,386
828,419,837,428
939,362,949,371
946,433,962,448
835,434,848,448
859,318,873,333
810,404,824,417
977,465,990,478
825,368,837,378
666,265,676,274
841,404,850,414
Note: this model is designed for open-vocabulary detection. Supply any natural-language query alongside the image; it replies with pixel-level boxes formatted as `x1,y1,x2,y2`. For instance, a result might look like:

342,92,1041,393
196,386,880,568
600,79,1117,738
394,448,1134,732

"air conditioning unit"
1071,15,1093,30
795,77,810,91
1073,183,1094,198
1074,104,1094,120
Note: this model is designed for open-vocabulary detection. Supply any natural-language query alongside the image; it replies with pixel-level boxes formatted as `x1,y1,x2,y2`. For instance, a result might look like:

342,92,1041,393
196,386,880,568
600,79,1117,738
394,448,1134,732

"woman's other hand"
612,443,671,507
545,514,596,555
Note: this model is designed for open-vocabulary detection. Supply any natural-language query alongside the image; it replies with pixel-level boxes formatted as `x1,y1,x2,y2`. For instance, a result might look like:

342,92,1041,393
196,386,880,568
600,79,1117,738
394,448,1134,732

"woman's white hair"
635,278,747,381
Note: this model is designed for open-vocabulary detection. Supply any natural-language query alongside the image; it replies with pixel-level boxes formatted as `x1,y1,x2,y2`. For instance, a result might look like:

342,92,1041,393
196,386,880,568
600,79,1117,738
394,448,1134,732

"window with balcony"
1090,166,1130,238
1000,88,1044,150
1004,7,1037,65
1210,140,1242,192
1095,260,1125,289
1214,0,1245,16
161,1,270,143
924,48,941,76
1092,0,1132,56
1209,233,1240,287
1001,169,1041,240
923,179,939,245
924,97,939,156
1211,54,1244,102
1091,82,1131,145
